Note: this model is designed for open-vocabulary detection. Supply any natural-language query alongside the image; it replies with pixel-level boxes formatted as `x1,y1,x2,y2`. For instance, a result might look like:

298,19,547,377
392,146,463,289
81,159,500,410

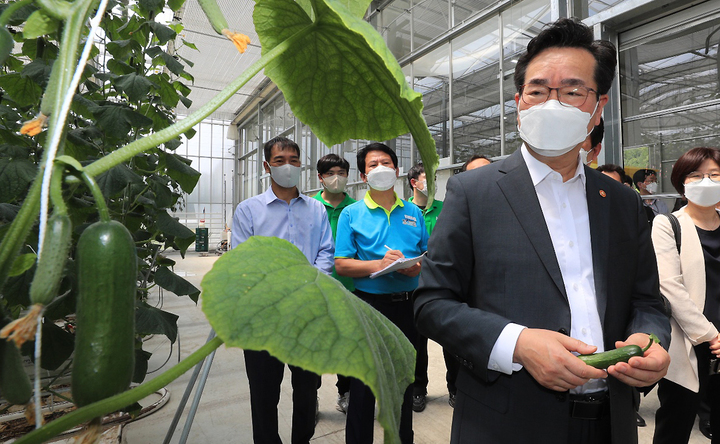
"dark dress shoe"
700,420,712,439
636,412,646,427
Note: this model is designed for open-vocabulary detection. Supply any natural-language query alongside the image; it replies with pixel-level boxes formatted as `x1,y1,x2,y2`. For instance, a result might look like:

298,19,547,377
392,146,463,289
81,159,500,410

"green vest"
408,196,444,235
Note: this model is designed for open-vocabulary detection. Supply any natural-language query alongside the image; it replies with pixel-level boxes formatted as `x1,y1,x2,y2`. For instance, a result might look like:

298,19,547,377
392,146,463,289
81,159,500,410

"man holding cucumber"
232,136,334,444
414,18,671,444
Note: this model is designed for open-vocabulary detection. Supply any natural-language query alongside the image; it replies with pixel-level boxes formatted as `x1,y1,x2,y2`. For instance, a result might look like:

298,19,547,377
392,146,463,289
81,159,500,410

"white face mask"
416,179,428,196
518,100,597,157
322,174,347,194
684,177,720,207
366,165,397,191
268,163,301,188
645,182,658,194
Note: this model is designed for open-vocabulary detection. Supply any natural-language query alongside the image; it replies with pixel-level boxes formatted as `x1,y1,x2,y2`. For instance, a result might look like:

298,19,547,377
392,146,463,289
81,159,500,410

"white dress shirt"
488,145,606,393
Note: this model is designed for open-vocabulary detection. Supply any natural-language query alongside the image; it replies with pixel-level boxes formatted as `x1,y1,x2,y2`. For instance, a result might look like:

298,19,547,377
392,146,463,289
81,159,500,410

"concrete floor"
117,250,709,444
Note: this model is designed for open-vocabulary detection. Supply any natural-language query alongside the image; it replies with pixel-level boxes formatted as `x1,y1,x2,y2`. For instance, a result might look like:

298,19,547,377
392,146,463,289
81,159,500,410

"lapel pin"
599,190,606,197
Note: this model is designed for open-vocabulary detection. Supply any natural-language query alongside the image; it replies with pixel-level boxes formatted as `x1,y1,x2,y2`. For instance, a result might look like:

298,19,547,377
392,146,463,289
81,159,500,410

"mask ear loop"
582,100,601,140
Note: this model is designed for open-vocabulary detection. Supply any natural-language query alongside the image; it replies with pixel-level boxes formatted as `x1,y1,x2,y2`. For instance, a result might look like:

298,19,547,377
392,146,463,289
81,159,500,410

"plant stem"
49,164,68,216
0,0,97,290
0,176,41,291
14,336,224,444
84,23,314,178
81,172,110,223
0,0,34,26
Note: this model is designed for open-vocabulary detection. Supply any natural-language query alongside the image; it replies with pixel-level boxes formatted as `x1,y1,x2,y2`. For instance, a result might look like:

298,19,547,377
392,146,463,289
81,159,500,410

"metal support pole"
178,338,219,444
163,329,217,444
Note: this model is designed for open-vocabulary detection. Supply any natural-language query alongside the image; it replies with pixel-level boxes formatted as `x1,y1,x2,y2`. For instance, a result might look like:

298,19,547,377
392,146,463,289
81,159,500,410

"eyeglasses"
520,84,599,107
685,171,720,183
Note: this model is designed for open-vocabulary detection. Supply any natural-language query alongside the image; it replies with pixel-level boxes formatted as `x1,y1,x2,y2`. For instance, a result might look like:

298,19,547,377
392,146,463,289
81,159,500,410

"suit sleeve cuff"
488,323,527,375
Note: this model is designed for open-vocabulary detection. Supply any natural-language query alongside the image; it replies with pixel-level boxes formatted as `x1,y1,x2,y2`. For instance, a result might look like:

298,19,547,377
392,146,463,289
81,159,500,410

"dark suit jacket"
414,149,671,444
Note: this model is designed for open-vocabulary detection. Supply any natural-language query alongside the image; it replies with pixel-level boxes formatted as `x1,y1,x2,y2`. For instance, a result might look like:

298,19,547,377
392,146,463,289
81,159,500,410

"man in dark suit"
413,18,671,444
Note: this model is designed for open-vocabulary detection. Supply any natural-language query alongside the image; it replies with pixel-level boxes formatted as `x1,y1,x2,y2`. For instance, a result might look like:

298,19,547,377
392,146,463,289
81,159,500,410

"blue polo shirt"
335,192,428,294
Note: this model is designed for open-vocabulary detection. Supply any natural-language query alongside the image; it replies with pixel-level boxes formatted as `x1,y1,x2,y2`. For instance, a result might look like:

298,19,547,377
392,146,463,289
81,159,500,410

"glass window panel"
501,0,551,75
211,158,223,203
184,155,200,202
212,123,225,157
451,18,501,162
381,0,411,59
178,134,188,156
413,43,451,159
186,125,200,156
198,157,212,203
199,122,212,156
623,104,720,191
588,0,626,17
621,24,720,118
452,0,495,24
620,18,720,185
413,0,449,50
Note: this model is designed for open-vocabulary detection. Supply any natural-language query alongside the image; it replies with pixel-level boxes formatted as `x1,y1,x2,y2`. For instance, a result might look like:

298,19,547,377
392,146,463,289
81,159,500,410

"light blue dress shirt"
231,187,335,275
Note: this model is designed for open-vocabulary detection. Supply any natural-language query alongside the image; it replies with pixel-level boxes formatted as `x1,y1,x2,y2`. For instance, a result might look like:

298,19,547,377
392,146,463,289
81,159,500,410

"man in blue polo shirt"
232,136,334,444
335,142,428,444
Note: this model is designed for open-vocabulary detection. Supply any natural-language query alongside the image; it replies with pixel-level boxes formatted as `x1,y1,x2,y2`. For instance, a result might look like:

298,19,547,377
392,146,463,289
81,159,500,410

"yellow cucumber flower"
222,29,251,53
20,113,48,136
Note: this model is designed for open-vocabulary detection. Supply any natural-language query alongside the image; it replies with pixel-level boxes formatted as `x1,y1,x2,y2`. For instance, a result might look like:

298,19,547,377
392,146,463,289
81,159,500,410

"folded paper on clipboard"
369,252,427,279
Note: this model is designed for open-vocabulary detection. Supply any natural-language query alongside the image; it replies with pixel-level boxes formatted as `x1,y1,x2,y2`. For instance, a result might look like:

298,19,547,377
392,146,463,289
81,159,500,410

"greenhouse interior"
1,0,719,442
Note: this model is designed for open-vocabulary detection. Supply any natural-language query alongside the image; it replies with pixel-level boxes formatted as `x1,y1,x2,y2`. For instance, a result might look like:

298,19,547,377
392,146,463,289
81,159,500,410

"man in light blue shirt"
232,136,334,444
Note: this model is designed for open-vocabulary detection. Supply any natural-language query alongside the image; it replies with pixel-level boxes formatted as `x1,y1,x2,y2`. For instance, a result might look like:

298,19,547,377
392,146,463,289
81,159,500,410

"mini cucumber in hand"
578,335,657,369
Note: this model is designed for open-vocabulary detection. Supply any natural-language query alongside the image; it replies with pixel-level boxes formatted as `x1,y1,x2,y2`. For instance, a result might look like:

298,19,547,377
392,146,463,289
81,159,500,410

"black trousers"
654,343,720,444
346,291,416,444
413,334,460,396
244,349,320,444
337,374,351,395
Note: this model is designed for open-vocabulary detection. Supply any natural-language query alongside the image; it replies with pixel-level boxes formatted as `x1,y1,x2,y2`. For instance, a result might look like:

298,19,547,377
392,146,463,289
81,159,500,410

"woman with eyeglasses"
652,147,720,444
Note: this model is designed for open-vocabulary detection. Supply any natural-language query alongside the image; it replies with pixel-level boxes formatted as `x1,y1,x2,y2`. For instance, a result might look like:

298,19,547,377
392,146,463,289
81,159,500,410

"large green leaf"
136,300,179,343
105,39,143,61
254,0,438,196
22,10,59,39
0,73,43,107
9,253,36,277
0,158,37,203
202,237,415,444
96,163,144,197
22,321,75,371
148,175,175,209
150,73,180,108
114,73,156,102
0,28,14,66
93,103,154,139
156,210,195,244
163,152,200,193
154,266,200,303
148,21,177,45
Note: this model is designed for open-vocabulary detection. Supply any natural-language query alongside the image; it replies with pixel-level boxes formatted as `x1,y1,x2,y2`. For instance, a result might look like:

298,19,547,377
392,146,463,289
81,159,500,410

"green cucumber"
197,0,229,35
29,212,72,306
71,220,136,407
578,336,655,369
0,318,32,405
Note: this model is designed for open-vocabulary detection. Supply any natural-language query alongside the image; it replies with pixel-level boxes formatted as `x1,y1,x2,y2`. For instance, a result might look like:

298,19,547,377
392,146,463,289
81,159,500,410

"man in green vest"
406,162,452,411
313,153,356,414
